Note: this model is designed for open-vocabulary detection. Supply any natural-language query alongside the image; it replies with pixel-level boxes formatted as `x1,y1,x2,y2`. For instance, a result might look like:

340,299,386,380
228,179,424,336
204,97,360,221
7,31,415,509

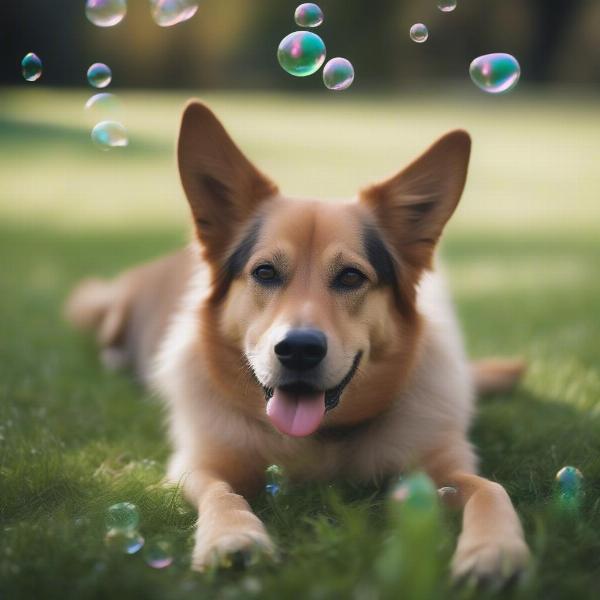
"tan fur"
66,101,529,582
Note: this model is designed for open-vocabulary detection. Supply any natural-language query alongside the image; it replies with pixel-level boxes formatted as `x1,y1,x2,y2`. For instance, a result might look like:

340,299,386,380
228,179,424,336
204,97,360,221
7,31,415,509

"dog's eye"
252,264,280,284
333,268,367,290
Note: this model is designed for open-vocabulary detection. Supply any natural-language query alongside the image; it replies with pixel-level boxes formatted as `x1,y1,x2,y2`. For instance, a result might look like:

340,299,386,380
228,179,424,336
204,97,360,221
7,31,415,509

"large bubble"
86,0,127,27
409,23,429,43
277,31,326,77
469,53,521,94
323,58,354,91
87,63,112,88
150,0,199,27
21,53,42,82
92,121,129,151
294,3,324,28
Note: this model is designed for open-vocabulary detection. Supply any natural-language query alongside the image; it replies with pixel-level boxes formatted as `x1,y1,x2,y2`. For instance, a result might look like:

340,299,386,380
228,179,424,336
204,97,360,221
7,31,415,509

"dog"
66,101,530,581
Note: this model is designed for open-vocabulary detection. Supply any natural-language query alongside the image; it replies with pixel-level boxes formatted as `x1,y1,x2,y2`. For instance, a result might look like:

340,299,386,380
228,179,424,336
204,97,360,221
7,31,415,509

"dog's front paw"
451,536,530,585
191,515,274,571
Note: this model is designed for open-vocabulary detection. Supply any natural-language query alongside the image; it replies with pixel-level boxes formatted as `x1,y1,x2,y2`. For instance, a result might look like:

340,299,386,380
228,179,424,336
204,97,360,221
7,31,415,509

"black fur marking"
363,225,398,288
224,217,263,279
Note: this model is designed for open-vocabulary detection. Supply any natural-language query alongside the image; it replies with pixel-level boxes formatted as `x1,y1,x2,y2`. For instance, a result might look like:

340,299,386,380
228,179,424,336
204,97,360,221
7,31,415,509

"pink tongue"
266,388,326,437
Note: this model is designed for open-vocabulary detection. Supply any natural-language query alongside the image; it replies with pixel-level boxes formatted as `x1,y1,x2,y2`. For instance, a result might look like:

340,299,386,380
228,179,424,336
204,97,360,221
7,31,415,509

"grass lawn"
1,88,600,599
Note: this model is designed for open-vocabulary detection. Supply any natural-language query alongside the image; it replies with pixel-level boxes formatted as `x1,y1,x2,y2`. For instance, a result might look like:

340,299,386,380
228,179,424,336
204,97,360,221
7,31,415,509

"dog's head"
178,102,471,438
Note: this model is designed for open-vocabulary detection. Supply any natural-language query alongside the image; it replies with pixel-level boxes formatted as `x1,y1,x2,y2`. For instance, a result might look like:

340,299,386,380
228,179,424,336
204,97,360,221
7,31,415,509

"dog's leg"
424,445,530,583
174,457,272,571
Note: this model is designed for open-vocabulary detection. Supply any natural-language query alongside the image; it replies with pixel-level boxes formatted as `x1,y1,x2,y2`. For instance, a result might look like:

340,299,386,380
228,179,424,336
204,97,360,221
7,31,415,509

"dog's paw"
451,536,530,586
191,520,274,572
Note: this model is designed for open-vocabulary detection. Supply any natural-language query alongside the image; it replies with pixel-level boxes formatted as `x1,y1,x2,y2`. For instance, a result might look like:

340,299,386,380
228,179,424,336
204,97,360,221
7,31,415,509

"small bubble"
265,483,280,497
144,539,174,569
91,121,129,151
21,53,43,82
437,0,457,12
437,486,458,499
86,0,127,27
294,3,324,28
85,93,121,122
323,57,354,91
469,53,521,94
390,473,437,510
150,0,199,27
277,31,326,77
409,23,429,43
105,529,145,554
87,63,112,88
105,502,139,531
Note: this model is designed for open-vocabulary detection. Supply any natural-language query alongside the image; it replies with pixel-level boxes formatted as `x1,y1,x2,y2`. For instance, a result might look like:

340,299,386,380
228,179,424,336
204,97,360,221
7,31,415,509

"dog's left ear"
178,101,278,264
360,130,471,272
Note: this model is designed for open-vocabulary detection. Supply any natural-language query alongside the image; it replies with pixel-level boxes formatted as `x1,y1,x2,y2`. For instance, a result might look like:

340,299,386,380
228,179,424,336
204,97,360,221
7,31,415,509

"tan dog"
67,101,530,581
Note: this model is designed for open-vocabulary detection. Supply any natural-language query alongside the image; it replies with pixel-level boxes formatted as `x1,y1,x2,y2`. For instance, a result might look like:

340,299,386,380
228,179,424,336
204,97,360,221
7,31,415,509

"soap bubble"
265,464,286,496
105,502,139,531
87,63,112,89
556,466,583,496
86,0,127,27
144,540,174,569
91,121,129,150
294,3,324,28
437,486,458,500
323,57,354,91
150,0,199,27
390,473,437,511
105,529,145,554
21,53,42,82
469,53,521,94
409,23,428,43
85,93,121,118
277,31,326,77
437,0,457,12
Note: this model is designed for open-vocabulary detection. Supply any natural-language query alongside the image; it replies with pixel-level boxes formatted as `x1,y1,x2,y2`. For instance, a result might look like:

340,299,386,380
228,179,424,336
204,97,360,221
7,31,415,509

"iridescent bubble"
150,0,199,27
86,0,127,27
437,0,457,12
87,63,112,89
92,121,129,150
409,23,428,44
390,473,437,511
323,57,354,91
469,53,521,94
265,464,286,496
105,529,145,554
277,31,326,77
143,540,174,569
294,3,324,28
21,53,42,82
105,502,139,531
556,466,583,496
437,486,458,500
85,93,121,118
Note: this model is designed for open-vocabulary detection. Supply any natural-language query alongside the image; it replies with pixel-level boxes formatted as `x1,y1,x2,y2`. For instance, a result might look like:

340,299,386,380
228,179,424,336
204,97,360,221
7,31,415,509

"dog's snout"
274,328,327,371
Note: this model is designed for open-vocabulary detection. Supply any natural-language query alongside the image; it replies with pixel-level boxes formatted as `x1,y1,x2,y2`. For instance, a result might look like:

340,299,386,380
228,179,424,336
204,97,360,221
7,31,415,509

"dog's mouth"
262,352,362,438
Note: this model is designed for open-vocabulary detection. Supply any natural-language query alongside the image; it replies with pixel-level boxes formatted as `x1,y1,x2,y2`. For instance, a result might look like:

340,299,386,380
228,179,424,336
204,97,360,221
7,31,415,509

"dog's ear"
360,130,471,272
178,101,278,263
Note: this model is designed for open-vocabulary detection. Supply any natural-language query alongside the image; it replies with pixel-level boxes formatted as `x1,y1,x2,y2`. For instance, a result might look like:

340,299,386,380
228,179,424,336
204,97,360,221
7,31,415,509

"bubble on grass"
437,0,457,12
91,121,129,150
21,53,42,82
409,23,429,43
87,63,112,89
265,464,286,496
556,466,583,497
150,0,199,27
294,3,324,28
323,57,354,91
277,31,326,77
469,53,521,94
144,540,174,569
105,529,145,554
86,0,127,27
105,502,139,531
390,473,437,511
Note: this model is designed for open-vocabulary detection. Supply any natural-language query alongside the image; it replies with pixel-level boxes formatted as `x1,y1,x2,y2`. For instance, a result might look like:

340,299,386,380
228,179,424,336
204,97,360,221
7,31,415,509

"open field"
1,89,600,599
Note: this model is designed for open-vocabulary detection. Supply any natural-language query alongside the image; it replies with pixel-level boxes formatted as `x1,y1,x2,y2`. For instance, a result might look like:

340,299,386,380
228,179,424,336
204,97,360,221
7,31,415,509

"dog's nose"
274,328,328,371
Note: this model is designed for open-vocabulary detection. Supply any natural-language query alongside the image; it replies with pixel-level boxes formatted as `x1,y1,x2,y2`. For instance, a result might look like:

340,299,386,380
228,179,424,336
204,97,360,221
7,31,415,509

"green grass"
1,88,600,599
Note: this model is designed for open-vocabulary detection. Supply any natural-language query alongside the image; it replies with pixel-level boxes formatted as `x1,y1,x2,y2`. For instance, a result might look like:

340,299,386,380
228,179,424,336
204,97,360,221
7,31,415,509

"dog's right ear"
178,101,278,263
